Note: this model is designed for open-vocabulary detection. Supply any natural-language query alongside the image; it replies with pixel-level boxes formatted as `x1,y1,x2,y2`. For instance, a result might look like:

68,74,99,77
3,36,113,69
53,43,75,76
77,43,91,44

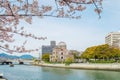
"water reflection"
84,70,120,80
0,65,120,80
41,67,72,80
41,67,72,75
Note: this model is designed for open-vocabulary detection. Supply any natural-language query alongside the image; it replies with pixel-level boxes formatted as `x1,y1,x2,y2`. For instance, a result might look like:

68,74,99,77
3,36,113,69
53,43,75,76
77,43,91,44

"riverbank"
32,63,120,71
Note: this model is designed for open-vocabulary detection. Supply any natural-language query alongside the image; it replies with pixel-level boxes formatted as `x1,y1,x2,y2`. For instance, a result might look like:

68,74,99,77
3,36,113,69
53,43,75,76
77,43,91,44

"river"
0,65,120,80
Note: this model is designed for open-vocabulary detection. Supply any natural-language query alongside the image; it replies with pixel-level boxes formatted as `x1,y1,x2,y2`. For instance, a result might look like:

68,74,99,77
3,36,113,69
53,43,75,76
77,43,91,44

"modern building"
42,41,56,55
50,42,74,62
69,50,82,57
50,41,56,47
105,32,120,47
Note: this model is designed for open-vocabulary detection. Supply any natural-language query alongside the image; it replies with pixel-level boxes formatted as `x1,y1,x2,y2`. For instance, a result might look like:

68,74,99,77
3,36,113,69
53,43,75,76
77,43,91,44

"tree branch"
91,0,101,18
8,2,15,16
0,28,47,40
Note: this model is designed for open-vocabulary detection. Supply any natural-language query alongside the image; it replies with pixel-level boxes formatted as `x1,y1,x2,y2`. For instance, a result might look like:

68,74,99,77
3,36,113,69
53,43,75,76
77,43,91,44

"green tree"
81,46,97,59
81,44,120,62
65,57,74,65
42,53,50,62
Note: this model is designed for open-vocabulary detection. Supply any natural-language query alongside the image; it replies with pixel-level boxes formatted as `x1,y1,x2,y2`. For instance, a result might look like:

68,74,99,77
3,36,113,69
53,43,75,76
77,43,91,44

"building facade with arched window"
50,42,74,62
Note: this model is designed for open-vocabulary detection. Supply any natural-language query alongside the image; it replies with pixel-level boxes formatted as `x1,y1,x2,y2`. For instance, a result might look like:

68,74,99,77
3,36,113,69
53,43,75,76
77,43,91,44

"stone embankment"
32,62,120,71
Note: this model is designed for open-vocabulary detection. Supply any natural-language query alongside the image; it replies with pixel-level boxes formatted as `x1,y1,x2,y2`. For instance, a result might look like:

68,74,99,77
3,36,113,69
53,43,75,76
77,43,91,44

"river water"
0,65,120,80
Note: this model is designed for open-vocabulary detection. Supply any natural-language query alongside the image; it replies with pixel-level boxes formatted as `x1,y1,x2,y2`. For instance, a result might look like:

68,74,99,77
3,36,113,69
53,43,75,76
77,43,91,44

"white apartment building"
105,32,120,47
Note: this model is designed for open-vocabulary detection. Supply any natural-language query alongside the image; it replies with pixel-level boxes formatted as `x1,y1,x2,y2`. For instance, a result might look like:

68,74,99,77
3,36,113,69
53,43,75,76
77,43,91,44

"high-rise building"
42,41,56,55
105,32,120,47
50,41,56,47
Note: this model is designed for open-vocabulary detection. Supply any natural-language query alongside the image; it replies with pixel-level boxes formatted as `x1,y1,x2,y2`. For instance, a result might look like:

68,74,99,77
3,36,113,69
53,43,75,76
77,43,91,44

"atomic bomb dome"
58,42,66,46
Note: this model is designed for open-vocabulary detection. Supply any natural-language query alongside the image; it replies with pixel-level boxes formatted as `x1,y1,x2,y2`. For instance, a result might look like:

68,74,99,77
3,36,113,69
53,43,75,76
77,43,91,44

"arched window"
61,56,63,59
61,52,63,55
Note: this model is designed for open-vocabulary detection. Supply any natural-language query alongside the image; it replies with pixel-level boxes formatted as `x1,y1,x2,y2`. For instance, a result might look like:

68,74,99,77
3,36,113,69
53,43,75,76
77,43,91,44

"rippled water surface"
0,65,120,80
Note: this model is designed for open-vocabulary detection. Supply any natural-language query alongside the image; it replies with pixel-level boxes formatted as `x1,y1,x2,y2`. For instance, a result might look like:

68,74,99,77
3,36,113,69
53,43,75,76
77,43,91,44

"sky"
1,0,120,57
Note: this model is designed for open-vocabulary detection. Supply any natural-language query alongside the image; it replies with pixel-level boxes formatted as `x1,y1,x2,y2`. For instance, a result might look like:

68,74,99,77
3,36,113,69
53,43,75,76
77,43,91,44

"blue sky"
1,0,120,57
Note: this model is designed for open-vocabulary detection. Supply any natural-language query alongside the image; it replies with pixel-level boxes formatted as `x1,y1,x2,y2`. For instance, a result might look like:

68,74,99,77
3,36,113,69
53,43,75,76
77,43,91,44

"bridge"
0,59,33,65
0,58,12,65
1,61,12,65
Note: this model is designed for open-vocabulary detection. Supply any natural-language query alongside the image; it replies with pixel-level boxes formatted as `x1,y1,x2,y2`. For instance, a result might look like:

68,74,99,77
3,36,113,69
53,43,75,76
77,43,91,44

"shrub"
65,57,74,65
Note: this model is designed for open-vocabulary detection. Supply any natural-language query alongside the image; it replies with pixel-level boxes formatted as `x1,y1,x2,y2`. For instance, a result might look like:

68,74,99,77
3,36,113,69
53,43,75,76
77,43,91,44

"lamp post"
38,51,41,64
118,39,120,48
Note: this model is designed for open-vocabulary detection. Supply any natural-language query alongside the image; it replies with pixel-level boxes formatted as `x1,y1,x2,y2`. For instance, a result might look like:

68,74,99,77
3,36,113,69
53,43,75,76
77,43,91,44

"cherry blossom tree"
0,0,103,54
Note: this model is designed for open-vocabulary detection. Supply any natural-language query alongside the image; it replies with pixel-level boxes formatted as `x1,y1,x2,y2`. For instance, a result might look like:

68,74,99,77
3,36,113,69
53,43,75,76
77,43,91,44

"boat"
9,64,14,67
0,73,7,80
0,73,3,78
19,61,24,64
